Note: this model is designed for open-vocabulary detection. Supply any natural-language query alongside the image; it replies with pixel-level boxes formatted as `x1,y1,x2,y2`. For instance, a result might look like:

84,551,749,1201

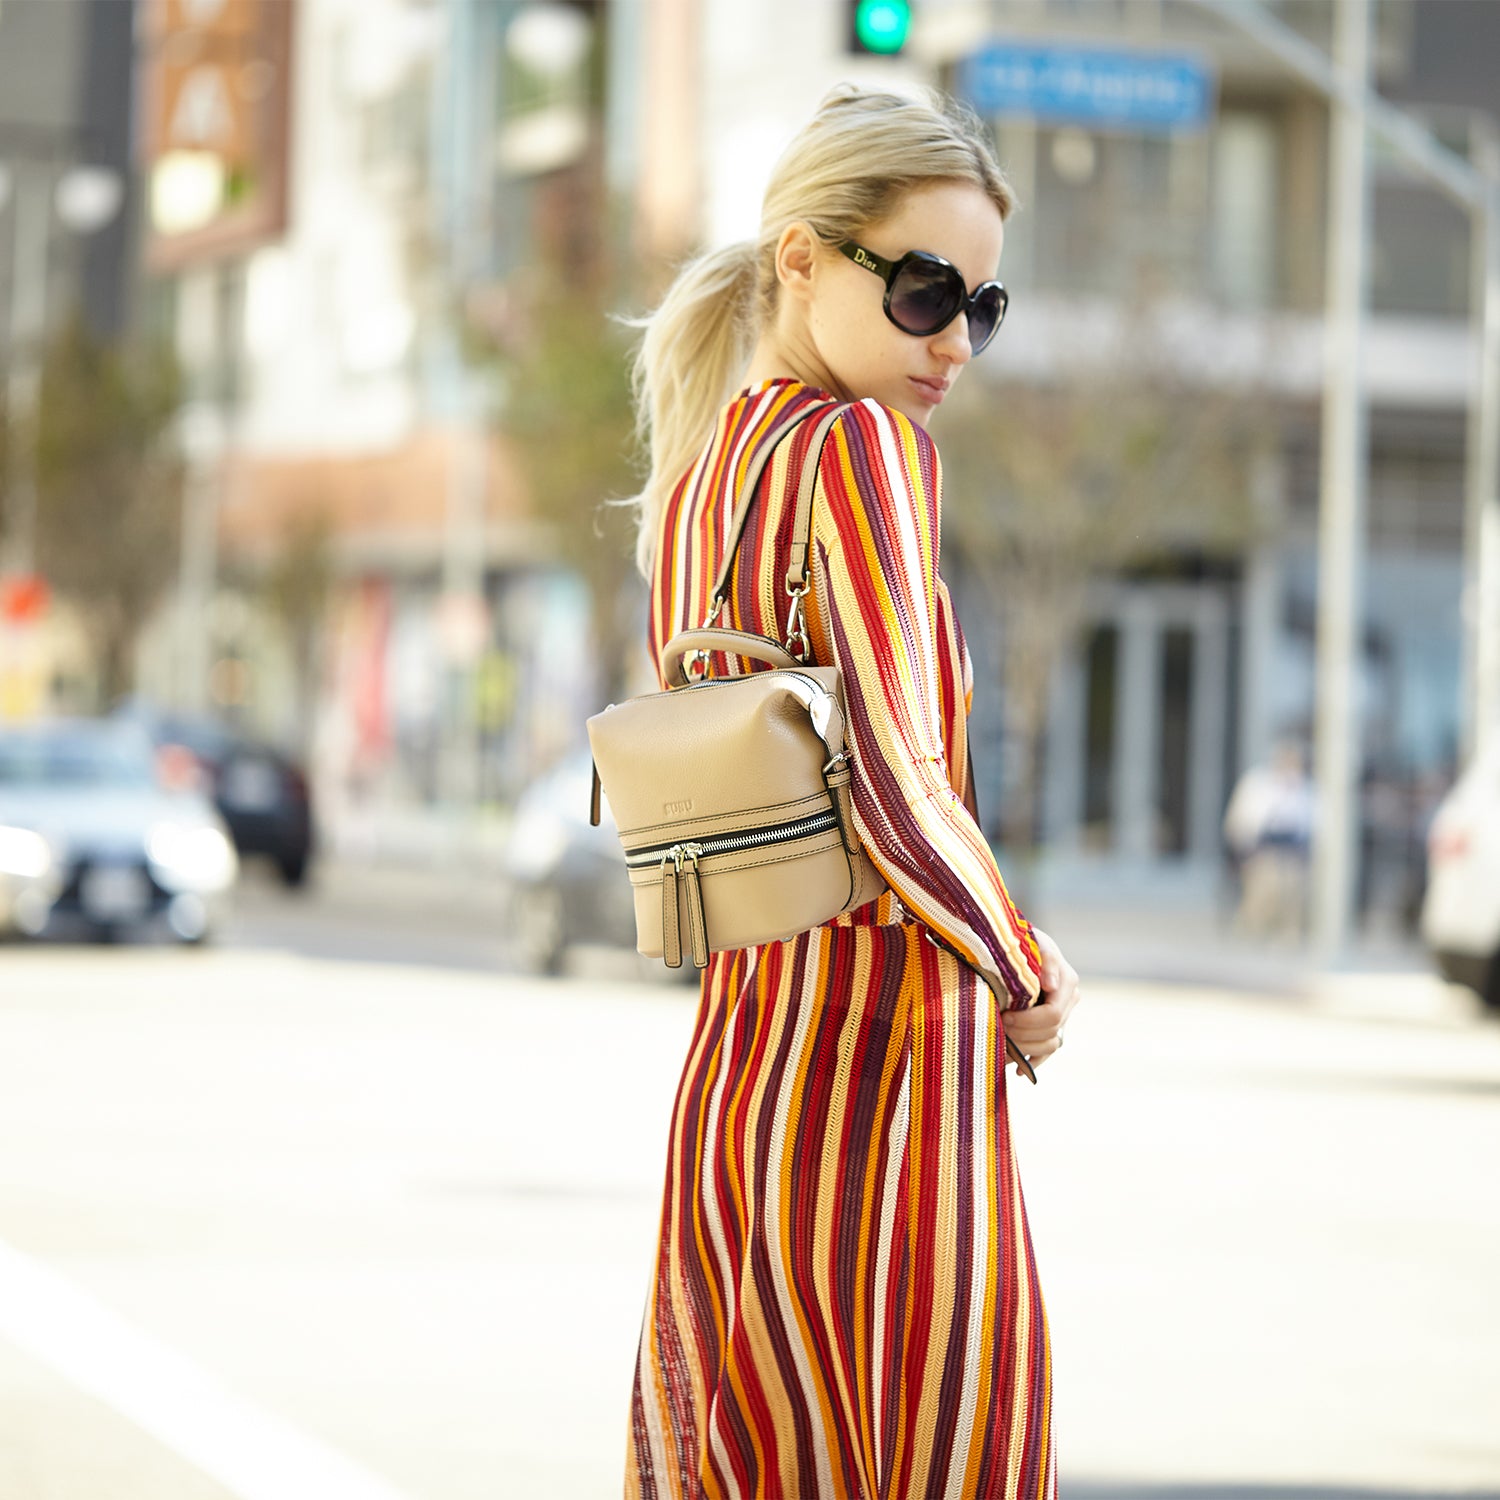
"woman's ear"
774,222,820,305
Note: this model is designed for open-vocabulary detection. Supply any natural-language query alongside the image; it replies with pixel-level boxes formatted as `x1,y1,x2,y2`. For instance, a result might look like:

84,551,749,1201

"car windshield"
0,727,157,789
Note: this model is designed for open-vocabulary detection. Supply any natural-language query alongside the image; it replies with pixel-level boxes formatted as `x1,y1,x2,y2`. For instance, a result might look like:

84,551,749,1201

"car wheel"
1483,951,1500,1011
514,884,566,975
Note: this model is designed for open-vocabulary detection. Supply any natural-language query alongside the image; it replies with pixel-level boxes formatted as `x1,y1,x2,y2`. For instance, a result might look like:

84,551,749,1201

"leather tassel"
1005,1035,1038,1085
589,761,602,827
683,859,708,969
661,860,682,968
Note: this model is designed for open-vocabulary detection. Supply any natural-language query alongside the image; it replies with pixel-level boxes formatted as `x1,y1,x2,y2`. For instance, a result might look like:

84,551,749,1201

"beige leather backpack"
586,402,886,968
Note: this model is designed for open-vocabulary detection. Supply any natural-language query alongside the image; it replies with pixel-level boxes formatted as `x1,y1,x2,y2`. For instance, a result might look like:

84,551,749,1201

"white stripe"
943,982,991,1500
869,1059,911,1491
714,384,780,558
702,984,744,1500
863,399,935,686
1005,1140,1033,1485
761,930,839,1499
698,1014,740,1340
669,437,715,639
633,1285,676,1489
705,1384,741,1500
670,384,781,647
0,1234,415,1500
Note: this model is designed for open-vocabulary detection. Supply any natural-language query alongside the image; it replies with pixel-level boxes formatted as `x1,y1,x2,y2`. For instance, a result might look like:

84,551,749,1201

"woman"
625,85,1081,1500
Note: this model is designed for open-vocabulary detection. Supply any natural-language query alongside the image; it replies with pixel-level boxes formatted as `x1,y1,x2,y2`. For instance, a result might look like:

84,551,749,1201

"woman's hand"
1000,928,1080,1073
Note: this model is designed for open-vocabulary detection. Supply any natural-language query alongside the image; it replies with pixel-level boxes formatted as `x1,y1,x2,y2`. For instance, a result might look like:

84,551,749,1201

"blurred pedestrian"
1223,738,1315,941
621,84,1079,1498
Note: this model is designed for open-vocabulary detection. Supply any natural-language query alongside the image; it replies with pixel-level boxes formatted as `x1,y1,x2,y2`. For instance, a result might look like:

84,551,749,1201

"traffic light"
846,0,912,56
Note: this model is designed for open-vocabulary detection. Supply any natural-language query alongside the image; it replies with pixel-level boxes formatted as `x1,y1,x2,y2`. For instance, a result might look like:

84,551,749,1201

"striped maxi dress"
627,377,1055,1500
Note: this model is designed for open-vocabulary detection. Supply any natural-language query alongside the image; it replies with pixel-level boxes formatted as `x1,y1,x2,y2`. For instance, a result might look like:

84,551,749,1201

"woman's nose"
932,313,973,365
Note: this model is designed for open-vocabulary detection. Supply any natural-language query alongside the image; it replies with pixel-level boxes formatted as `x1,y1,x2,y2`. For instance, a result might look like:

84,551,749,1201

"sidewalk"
1033,899,1486,1029
306,801,1488,1029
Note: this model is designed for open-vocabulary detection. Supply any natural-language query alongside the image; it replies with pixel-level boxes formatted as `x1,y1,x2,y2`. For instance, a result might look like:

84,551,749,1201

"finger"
1031,927,1064,991
1001,1006,1064,1046
1051,977,1081,1024
1004,986,1064,1020
1021,1031,1064,1070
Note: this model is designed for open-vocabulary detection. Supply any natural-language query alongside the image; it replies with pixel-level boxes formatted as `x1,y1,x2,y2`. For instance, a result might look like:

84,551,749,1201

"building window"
1211,109,1280,309
1020,115,1213,300
1082,623,1118,850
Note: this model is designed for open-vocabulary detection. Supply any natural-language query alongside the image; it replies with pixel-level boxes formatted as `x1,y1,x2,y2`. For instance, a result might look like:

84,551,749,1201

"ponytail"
625,241,760,578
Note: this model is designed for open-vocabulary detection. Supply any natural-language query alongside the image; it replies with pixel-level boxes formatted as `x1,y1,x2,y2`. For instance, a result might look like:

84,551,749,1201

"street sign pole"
1465,123,1500,760
1310,0,1371,964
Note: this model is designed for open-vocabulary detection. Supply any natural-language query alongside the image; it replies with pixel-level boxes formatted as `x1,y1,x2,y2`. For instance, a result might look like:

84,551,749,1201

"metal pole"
1310,0,1372,964
1192,0,1482,212
3,161,50,578
1463,122,1500,761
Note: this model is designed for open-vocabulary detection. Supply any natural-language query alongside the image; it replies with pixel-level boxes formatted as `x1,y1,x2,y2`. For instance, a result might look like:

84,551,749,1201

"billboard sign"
958,39,1215,133
139,0,294,269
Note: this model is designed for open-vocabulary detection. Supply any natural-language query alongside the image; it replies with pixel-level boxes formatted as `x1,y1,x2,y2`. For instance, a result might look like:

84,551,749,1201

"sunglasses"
839,240,1009,355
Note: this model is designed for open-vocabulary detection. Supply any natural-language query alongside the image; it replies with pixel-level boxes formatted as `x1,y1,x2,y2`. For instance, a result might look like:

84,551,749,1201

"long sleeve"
807,398,1042,1009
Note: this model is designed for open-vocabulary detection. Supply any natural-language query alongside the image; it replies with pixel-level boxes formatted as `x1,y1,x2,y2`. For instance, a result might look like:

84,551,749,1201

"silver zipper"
625,809,837,869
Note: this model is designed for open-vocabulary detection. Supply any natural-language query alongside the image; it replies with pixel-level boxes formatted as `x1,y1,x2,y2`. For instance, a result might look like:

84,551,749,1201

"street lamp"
54,164,125,236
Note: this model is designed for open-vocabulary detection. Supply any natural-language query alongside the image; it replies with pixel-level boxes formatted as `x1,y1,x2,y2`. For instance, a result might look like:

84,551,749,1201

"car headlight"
146,823,238,892
0,825,53,881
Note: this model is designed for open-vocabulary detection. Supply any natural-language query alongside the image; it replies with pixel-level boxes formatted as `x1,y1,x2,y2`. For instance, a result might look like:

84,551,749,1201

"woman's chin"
887,393,934,430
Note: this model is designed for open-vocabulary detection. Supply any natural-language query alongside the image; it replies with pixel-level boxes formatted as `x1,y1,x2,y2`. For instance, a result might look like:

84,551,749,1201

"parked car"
115,702,315,886
0,718,238,943
0,819,64,938
1421,741,1500,1008
502,750,645,975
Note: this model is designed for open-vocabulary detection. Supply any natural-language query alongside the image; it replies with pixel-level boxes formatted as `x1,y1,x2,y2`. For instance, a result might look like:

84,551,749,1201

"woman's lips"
908,375,948,405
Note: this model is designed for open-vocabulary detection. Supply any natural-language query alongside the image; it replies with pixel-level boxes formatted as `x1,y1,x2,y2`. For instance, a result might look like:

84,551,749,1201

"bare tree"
480,283,643,702
939,303,1277,856
20,318,184,707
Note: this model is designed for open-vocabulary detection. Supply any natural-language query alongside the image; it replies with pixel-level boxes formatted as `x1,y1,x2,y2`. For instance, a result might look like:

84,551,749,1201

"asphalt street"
0,871,1496,1500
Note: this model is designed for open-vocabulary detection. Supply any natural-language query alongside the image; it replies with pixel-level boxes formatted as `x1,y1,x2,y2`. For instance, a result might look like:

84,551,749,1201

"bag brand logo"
664,798,694,816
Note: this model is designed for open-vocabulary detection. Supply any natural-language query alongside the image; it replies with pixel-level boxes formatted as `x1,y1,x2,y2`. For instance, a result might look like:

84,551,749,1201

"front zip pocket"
623,809,838,871
628,811,842,970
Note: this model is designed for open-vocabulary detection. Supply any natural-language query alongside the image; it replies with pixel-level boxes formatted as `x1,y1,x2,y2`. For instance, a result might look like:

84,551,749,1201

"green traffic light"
855,0,911,54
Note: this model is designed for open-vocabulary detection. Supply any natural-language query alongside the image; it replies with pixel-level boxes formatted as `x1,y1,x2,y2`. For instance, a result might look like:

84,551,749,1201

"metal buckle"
784,580,810,660
683,597,726,682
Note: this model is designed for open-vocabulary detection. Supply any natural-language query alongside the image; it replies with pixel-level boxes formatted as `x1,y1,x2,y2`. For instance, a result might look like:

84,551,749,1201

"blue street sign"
958,40,1216,133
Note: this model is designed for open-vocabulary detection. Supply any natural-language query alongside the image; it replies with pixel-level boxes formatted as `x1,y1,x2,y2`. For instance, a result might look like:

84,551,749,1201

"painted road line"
0,1234,416,1500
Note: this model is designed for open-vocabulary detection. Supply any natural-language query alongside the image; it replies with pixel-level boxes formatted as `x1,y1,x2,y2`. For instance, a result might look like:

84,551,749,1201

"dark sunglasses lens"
887,258,963,335
968,284,1007,353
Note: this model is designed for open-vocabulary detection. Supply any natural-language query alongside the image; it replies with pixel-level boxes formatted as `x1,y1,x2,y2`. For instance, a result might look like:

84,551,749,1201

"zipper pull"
679,844,708,969
660,847,682,968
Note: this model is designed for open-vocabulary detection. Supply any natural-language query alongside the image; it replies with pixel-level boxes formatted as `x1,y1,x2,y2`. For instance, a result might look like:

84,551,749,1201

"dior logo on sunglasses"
838,240,1009,355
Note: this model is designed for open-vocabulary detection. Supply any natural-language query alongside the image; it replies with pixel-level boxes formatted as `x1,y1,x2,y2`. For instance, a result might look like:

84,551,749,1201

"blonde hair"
626,83,1016,579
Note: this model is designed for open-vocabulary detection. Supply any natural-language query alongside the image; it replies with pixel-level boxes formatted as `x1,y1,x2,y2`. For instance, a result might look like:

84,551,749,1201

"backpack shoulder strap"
701,398,837,625
785,403,848,597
